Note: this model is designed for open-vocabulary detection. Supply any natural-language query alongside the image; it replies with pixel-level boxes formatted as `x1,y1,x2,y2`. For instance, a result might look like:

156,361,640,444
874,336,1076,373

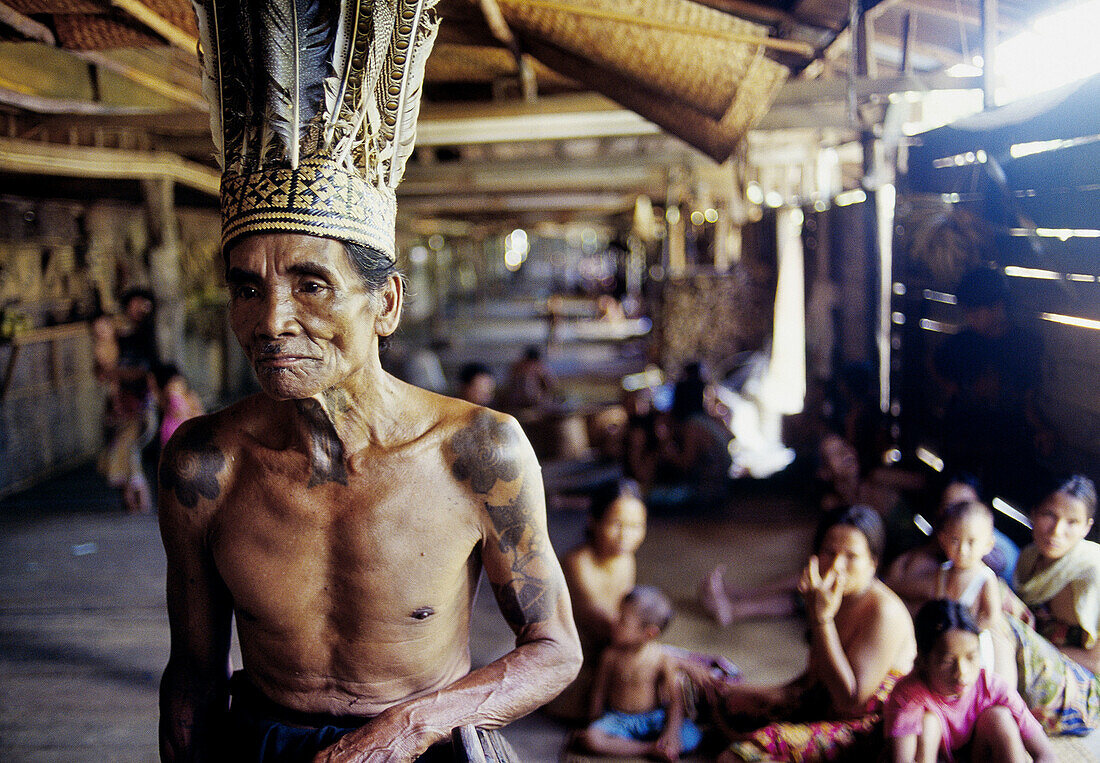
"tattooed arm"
316,411,582,762
158,416,234,762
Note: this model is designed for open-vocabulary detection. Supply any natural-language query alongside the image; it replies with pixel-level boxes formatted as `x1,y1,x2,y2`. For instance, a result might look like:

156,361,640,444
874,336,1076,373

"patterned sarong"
1006,612,1100,736
723,670,903,762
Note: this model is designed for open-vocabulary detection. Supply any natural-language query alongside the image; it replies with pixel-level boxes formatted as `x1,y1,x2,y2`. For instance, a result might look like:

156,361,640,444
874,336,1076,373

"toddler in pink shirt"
885,599,1055,762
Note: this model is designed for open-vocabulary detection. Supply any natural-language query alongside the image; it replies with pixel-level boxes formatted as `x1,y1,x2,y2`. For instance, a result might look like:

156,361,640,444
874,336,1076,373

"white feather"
191,0,224,167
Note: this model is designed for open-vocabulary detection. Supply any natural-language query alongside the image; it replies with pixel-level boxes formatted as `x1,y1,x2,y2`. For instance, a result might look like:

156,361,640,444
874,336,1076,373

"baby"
574,586,703,761
935,499,1025,677
885,599,1055,763
935,500,1001,630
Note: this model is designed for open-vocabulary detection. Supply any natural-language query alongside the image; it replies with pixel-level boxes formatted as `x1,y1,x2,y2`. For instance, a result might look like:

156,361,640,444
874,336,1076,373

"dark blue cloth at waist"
226,672,455,763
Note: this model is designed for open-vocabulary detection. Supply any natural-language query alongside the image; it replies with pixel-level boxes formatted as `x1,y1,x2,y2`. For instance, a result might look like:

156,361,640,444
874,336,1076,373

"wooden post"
900,11,913,74
981,0,998,109
142,178,184,365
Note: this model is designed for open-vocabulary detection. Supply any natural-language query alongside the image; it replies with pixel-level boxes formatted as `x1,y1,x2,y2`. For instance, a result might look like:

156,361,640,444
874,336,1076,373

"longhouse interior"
1,0,1098,760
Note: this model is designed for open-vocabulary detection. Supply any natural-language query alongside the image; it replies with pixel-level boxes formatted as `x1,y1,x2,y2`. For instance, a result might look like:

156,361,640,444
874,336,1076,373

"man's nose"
257,291,298,338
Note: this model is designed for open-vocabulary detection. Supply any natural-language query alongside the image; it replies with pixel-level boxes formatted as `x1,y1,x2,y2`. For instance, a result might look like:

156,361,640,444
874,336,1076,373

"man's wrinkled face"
226,234,381,400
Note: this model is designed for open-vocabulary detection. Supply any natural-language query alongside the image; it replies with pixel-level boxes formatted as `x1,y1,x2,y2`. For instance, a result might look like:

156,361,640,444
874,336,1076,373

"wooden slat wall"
895,77,1100,494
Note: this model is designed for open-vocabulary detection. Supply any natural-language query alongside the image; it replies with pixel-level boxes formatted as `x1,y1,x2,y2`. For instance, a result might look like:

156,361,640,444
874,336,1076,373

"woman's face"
1031,492,1093,561
820,435,859,483
817,525,877,594
592,495,647,557
920,628,982,698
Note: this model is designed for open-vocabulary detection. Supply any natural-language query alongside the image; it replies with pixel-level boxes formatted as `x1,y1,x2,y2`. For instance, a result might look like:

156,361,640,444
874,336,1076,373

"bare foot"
700,564,734,626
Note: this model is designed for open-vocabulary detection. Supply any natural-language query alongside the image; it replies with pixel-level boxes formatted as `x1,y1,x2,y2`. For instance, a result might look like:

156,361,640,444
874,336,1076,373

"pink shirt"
885,669,1045,760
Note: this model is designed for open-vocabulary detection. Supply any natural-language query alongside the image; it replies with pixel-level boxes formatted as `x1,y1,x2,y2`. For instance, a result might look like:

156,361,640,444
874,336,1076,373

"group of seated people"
549,463,1099,762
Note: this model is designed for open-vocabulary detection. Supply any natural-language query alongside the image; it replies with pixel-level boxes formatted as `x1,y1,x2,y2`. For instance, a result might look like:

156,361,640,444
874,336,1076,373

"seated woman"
710,505,917,762
1001,475,1100,736
548,479,648,720
700,432,920,627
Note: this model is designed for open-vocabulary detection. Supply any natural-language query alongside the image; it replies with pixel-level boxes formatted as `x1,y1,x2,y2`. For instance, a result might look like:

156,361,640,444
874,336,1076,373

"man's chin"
254,370,324,401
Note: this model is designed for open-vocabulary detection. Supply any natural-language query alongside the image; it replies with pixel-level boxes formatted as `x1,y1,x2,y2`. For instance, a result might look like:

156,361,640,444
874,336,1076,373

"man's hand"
311,710,437,763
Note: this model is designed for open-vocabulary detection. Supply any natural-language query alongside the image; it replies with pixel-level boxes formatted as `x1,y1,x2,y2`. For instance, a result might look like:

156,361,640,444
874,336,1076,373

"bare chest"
212,450,483,626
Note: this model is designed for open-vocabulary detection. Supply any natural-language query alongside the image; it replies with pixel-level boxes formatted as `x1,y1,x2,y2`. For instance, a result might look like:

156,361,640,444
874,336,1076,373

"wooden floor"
2,464,1095,761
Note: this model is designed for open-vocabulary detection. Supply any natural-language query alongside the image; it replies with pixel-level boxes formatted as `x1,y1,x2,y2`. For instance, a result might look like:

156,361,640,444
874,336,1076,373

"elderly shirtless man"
158,233,582,761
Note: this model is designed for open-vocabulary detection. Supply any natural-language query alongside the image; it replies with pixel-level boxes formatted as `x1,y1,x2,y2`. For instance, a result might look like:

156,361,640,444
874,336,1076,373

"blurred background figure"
933,267,1050,505
456,362,497,407
92,288,159,514
648,362,732,513
152,363,204,448
502,345,558,412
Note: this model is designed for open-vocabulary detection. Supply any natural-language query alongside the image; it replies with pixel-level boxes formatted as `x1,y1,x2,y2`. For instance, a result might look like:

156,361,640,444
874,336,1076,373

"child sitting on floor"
563,479,648,650
550,480,648,721
934,501,1001,631
885,599,1055,762
903,499,1016,677
573,586,703,761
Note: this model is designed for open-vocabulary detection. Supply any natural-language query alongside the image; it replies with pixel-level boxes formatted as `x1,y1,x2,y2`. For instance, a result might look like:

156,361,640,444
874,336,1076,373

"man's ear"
375,274,403,337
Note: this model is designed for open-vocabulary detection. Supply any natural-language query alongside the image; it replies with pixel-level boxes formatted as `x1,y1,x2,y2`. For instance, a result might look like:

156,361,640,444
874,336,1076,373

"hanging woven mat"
524,37,786,162
53,14,162,49
496,0,773,120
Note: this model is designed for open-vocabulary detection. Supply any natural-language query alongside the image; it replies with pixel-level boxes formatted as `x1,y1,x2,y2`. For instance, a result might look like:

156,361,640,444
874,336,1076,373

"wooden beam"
881,0,1019,30
477,0,537,101
71,50,206,111
981,0,997,109
0,86,165,115
0,136,218,196
418,93,661,144
103,0,198,52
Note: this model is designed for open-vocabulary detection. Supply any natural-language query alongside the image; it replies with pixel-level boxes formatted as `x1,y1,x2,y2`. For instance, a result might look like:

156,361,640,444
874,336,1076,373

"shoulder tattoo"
159,418,226,508
449,410,520,493
449,411,556,626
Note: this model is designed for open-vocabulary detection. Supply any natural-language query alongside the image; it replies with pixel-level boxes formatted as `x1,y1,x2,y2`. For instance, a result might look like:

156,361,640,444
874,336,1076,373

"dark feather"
257,0,334,167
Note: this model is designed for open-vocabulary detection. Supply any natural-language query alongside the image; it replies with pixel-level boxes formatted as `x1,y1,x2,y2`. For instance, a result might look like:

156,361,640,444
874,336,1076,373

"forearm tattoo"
160,419,226,508
296,398,348,487
450,411,556,626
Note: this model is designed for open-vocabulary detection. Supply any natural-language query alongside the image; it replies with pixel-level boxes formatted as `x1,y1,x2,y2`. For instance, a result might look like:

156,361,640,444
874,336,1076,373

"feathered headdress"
191,0,441,260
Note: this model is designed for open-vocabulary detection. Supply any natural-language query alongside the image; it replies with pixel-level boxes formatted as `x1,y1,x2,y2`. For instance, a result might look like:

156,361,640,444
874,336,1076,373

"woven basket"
25,0,197,49
498,0,771,120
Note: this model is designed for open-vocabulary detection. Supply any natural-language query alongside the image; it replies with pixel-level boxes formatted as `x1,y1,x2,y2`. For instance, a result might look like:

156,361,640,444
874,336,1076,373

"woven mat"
1051,734,1100,762
499,0,773,120
563,754,710,763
